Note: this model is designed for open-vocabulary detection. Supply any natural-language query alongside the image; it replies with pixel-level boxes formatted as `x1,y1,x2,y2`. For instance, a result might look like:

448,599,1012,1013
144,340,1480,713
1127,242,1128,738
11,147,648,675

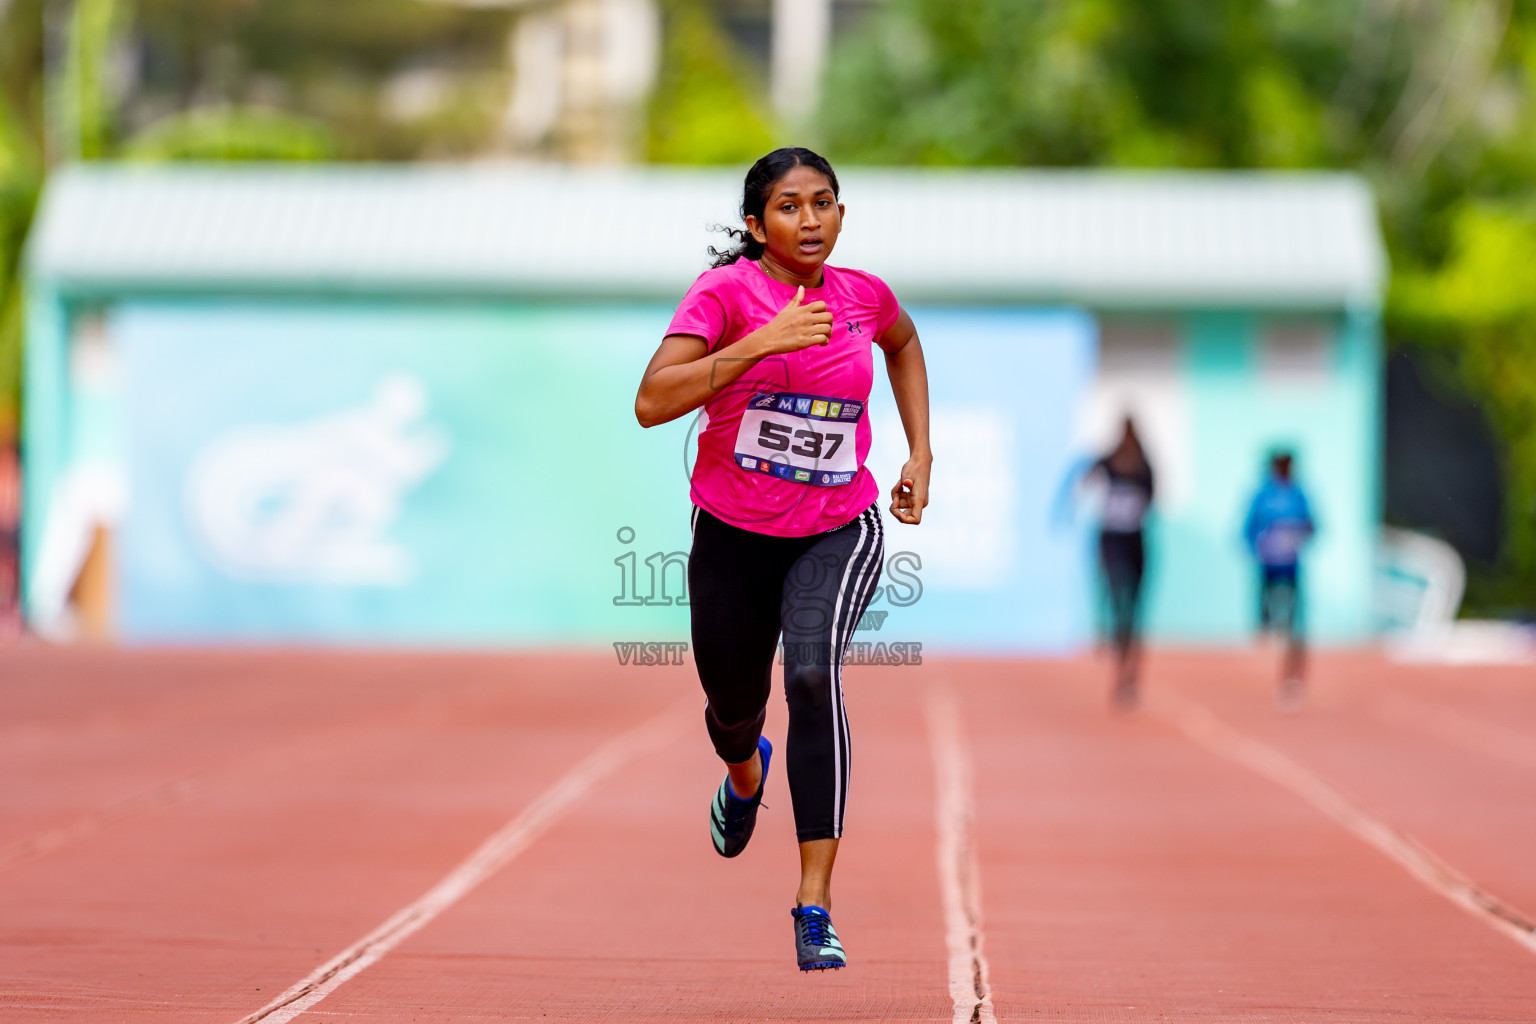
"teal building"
23,166,1385,648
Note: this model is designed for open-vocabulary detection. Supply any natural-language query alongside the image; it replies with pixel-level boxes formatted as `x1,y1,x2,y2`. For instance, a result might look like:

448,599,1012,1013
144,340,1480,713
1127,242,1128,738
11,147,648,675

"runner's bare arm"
878,308,931,525
635,286,832,427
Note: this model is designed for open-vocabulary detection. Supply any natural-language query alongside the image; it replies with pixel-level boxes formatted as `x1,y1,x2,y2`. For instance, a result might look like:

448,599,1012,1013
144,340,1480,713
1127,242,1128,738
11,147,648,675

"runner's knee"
705,703,766,764
784,659,834,711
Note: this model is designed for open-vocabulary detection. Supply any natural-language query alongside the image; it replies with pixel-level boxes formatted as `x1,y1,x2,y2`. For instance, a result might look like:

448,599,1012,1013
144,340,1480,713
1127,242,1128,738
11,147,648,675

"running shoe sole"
710,736,771,858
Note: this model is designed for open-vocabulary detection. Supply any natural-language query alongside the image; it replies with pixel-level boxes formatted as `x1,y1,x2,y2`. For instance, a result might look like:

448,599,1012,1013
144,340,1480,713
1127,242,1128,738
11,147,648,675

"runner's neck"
754,253,825,290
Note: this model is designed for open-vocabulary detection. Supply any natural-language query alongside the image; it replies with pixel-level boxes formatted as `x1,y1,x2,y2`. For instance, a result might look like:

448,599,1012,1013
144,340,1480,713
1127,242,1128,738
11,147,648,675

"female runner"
635,147,931,971
1088,418,1154,710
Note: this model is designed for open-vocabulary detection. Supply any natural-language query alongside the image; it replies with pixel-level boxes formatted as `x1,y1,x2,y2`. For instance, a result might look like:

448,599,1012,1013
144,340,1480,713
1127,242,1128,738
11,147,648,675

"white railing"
1377,527,1535,664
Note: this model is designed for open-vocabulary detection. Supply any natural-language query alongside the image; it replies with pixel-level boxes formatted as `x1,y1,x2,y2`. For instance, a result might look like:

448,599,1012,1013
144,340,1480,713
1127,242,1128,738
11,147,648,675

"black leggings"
1099,530,1145,653
1259,565,1302,639
688,504,884,842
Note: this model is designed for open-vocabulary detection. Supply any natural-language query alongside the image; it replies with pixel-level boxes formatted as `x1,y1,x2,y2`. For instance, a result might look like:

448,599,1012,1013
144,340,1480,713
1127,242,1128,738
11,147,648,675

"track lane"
1373,690,1536,771
960,655,1536,1023
1161,652,1536,926
302,667,950,1023
0,652,683,1023
8,649,1536,1022
0,650,477,854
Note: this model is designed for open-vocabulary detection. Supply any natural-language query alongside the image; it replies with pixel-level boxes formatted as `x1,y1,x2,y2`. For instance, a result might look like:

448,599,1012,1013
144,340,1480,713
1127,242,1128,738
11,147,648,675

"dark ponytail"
708,147,841,269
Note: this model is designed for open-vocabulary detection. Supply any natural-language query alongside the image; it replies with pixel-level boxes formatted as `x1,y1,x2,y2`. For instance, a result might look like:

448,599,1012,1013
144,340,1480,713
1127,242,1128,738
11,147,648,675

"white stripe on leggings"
825,511,868,837
827,507,882,836
834,510,882,832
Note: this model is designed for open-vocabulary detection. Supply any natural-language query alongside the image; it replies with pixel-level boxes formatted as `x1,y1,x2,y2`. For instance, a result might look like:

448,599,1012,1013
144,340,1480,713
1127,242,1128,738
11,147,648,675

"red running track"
2,646,1535,1022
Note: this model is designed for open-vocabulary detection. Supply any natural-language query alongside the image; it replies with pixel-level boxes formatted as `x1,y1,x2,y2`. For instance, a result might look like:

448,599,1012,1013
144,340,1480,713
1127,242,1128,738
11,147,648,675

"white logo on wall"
186,375,449,585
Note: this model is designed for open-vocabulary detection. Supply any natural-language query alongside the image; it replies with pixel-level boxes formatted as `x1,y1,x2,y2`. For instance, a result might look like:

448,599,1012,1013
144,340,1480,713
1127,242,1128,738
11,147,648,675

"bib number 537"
756,419,845,460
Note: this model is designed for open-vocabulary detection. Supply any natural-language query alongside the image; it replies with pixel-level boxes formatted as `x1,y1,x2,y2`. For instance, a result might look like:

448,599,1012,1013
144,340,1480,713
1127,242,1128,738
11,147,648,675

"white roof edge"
28,163,1387,309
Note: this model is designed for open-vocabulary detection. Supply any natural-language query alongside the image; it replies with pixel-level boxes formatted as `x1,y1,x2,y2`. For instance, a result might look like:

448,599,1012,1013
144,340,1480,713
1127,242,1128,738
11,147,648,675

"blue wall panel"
114,301,1096,651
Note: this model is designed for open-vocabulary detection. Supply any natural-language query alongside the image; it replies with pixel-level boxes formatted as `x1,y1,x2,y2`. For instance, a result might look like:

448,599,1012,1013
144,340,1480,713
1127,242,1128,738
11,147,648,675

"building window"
1259,319,1333,385
1098,319,1179,376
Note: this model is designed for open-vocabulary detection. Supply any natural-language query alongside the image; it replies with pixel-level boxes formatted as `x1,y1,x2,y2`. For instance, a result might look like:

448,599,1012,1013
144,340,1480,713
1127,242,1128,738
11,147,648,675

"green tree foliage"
646,0,774,164
1394,203,1536,591
0,0,517,425
820,0,1358,168
122,0,515,159
120,106,333,161
59,0,122,159
0,0,45,434
0,94,40,436
823,0,1536,610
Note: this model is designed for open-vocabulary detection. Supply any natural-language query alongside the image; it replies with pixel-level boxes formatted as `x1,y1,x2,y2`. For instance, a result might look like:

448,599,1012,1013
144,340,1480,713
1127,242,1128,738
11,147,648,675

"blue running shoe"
709,735,771,858
791,905,846,970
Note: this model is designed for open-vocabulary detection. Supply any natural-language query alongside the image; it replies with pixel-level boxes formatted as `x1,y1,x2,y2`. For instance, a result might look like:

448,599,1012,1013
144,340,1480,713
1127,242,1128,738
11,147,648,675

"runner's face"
746,166,843,275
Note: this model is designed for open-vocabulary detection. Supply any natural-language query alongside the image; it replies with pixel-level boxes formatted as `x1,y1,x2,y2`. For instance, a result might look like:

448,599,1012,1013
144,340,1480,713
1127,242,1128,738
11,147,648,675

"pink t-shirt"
666,257,900,537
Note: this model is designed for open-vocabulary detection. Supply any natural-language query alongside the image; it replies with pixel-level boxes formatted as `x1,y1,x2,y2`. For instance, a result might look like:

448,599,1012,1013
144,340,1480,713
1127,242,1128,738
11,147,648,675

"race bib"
734,392,862,487
1258,523,1307,563
1102,481,1150,532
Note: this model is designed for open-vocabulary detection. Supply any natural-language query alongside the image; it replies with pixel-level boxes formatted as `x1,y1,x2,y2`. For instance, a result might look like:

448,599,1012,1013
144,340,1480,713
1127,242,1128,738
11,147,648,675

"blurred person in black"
1086,417,1154,710
1243,450,1315,712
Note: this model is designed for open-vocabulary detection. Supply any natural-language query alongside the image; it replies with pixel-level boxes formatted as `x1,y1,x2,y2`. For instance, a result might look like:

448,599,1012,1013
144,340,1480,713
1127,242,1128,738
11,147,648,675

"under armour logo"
847,320,863,334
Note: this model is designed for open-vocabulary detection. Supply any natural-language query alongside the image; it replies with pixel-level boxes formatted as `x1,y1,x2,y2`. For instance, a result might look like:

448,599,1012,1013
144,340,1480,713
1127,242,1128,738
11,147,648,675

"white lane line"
1151,689,1536,957
926,684,998,1024
1375,691,1536,771
234,700,690,1024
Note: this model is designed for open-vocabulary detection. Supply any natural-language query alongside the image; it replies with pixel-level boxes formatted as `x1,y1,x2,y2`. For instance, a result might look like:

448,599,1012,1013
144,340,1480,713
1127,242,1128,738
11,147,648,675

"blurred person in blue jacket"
1244,450,1314,712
